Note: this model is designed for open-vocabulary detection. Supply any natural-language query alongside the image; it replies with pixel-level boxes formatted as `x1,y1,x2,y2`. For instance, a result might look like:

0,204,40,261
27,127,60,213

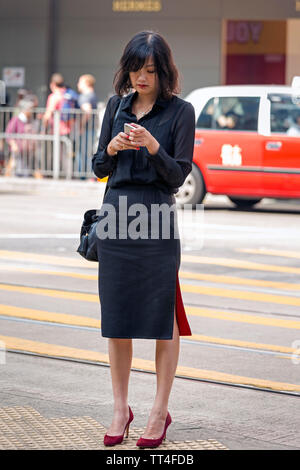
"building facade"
1,0,300,106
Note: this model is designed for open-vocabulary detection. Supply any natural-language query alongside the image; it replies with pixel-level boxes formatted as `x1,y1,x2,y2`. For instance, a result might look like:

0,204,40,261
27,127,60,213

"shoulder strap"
114,97,123,122
110,96,123,127
103,97,123,199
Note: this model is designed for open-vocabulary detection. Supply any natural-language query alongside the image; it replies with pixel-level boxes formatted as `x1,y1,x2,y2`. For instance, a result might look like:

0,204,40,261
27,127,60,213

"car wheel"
228,197,262,208
175,163,206,208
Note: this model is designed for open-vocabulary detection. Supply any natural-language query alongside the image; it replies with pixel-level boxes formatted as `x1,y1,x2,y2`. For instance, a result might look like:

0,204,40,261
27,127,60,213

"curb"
0,177,106,193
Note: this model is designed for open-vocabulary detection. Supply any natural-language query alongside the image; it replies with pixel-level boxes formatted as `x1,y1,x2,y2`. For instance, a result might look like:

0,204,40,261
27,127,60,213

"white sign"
220,144,242,166
112,0,161,11
3,67,25,87
227,21,263,44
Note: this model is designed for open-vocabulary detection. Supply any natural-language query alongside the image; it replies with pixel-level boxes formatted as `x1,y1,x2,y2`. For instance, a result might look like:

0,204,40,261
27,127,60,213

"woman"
92,30,195,448
5,98,39,177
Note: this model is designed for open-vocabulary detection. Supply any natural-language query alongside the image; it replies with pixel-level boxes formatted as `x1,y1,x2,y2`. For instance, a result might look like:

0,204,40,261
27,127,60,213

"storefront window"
223,20,286,85
222,19,300,87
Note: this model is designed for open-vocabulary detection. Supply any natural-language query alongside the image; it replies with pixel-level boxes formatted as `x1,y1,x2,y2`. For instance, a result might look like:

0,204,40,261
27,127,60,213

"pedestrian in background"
42,73,76,136
12,89,38,117
5,98,39,176
92,30,195,449
43,73,78,175
76,74,98,176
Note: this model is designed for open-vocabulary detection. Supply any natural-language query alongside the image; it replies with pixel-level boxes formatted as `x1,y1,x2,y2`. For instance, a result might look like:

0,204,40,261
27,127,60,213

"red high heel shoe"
103,406,134,446
136,411,172,448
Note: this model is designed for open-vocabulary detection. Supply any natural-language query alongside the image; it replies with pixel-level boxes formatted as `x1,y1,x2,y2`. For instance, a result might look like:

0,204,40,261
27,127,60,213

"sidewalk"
1,175,299,450
1,353,230,451
1,352,299,450
0,176,106,195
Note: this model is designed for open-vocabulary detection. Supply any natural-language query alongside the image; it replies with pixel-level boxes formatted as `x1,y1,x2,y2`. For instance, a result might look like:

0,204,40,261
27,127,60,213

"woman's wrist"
107,141,117,156
147,137,160,156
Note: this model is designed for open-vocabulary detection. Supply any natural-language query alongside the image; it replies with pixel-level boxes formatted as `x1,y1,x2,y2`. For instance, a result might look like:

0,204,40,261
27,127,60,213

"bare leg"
106,338,133,435
141,311,180,438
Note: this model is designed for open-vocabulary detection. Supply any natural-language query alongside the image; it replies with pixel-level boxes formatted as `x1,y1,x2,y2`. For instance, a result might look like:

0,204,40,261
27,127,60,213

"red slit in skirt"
175,270,192,336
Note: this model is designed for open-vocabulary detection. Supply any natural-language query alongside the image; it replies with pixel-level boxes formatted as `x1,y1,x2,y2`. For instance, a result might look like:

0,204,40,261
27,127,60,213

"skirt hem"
101,270,192,340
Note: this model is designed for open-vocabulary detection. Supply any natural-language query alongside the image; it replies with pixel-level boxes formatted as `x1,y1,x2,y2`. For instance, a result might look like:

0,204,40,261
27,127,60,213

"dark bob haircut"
113,31,180,100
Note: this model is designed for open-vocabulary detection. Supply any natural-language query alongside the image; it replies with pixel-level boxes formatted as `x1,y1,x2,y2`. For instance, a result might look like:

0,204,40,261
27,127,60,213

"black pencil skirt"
96,183,192,339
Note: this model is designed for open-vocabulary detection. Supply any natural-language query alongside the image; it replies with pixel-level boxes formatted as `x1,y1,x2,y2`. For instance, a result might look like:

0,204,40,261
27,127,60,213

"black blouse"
92,90,196,194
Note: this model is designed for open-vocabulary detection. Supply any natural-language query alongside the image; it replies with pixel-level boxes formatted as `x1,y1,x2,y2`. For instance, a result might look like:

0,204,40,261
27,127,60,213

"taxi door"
194,96,264,196
262,93,300,198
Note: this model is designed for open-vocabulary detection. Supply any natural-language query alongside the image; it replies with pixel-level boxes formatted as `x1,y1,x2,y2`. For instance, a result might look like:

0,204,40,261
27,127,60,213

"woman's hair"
113,31,180,100
50,73,65,88
80,74,96,87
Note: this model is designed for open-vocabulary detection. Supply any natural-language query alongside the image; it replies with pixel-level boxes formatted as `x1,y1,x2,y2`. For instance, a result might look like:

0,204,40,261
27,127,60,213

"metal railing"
0,106,104,179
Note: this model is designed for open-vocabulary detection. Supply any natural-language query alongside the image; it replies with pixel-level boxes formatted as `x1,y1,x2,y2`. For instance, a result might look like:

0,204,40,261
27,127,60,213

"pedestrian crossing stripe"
0,250,95,269
1,281,300,307
0,302,299,331
0,334,299,393
181,255,300,275
1,264,299,291
237,248,300,259
0,303,298,354
1,250,300,274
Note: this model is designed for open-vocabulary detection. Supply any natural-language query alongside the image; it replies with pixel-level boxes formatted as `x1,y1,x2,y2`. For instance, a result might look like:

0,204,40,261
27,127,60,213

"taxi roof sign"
292,76,300,88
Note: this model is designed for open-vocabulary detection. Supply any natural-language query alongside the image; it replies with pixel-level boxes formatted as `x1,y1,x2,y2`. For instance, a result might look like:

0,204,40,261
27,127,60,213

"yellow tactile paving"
0,303,298,354
0,406,228,450
1,335,300,393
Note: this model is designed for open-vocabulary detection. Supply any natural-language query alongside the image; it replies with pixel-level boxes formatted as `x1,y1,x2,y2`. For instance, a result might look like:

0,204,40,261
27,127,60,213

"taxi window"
196,98,214,128
268,93,300,136
197,96,260,131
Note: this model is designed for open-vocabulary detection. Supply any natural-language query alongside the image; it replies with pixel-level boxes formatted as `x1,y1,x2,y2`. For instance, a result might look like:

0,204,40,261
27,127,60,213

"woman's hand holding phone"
107,123,159,156
107,131,138,156
126,123,160,155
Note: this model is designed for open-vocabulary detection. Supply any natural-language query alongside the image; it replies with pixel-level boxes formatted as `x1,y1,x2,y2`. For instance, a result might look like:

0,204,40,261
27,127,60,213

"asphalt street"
0,177,300,450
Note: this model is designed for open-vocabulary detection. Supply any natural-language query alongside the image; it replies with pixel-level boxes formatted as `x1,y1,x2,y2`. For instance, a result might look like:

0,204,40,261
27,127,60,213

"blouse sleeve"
92,96,119,179
145,102,196,188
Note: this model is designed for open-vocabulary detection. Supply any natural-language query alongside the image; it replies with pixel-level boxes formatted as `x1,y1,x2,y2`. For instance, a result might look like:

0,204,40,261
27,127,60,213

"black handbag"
76,97,123,262
76,208,103,262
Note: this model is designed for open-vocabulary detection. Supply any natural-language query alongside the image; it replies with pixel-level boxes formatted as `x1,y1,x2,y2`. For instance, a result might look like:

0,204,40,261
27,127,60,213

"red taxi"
176,85,300,208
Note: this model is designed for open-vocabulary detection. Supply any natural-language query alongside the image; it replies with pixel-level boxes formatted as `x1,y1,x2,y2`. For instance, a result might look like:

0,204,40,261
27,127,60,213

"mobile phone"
124,123,140,150
124,123,136,135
